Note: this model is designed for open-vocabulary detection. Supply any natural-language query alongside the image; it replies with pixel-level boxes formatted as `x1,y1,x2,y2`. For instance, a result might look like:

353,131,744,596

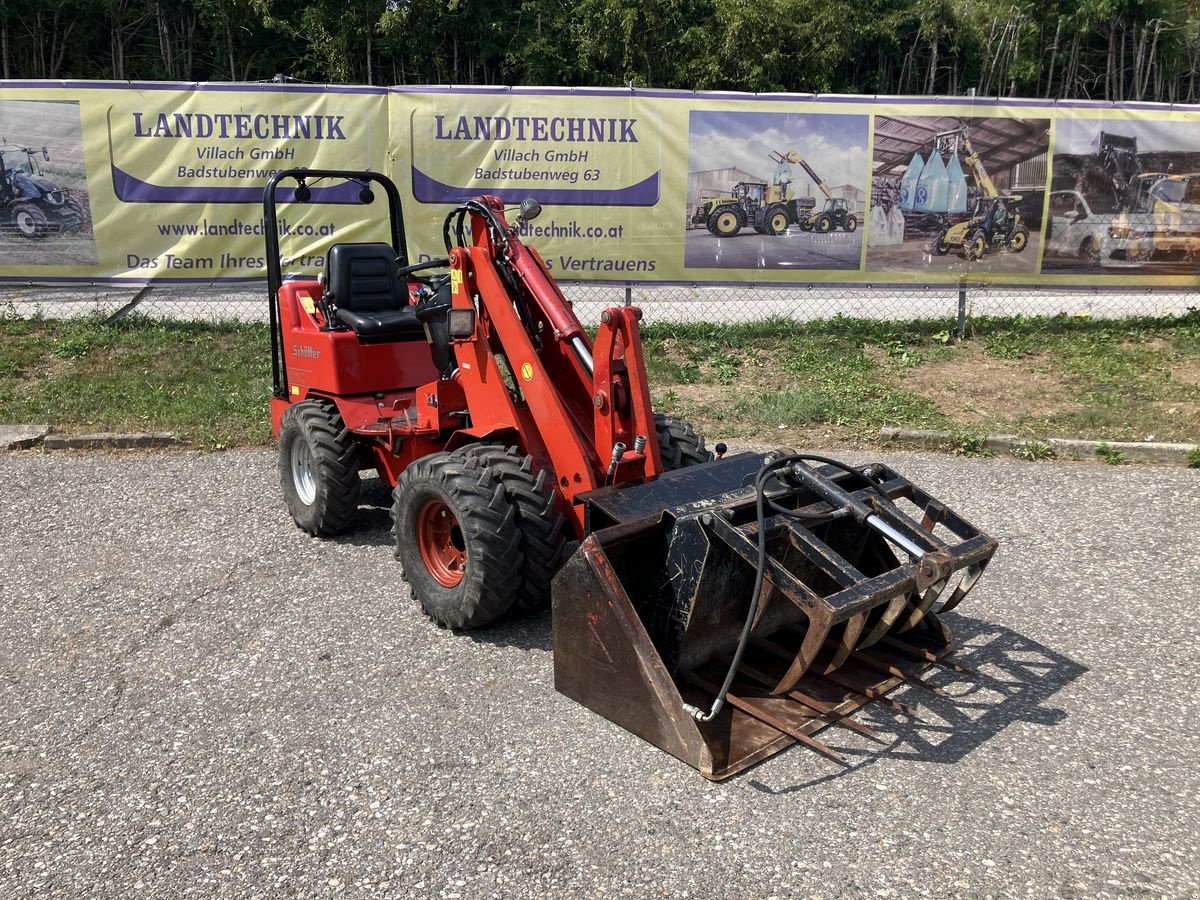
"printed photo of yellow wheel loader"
865,115,1049,275
1045,118,1200,274
684,110,868,271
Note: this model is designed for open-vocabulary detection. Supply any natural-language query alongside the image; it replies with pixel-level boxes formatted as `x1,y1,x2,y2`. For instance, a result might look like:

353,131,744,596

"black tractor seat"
325,242,425,341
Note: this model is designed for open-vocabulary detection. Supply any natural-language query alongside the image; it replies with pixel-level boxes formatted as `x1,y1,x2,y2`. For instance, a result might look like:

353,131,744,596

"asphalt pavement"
1,448,1198,899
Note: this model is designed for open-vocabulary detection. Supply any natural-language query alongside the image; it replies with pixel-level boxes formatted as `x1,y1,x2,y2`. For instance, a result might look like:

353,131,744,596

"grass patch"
0,315,272,448
1,311,1198,453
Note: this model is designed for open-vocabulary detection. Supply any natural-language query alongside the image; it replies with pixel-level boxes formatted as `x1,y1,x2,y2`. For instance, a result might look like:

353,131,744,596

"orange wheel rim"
416,499,466,587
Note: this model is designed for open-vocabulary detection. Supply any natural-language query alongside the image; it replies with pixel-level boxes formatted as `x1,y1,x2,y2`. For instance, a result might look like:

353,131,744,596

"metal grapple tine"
772,615,835,694
856,593,911,651
933,563,986,615
818,668,922,719
823,611,868,673
897,576,950,633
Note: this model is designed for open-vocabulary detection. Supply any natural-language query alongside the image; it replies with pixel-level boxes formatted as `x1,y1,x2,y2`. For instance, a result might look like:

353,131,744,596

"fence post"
957,286,968,339
624,284,632,306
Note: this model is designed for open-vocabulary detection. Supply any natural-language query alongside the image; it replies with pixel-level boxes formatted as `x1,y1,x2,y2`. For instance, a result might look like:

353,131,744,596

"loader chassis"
265,169,998,779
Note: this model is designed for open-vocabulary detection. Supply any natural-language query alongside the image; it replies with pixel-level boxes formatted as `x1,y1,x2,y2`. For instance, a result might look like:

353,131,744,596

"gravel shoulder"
1,449,1197,898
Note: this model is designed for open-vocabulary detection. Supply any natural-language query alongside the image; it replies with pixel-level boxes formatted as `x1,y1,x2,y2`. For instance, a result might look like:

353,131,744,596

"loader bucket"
553,452,997,780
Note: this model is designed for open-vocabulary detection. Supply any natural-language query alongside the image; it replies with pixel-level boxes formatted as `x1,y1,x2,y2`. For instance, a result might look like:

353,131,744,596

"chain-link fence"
2,281,1195,330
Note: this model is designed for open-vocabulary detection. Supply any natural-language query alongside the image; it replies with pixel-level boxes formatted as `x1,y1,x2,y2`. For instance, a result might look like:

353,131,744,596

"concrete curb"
879,427,1198,466
0,424,50,451
41,432,179,451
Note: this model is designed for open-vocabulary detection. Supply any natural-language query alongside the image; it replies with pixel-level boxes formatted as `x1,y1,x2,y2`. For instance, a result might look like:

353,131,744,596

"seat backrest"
326,242,403,313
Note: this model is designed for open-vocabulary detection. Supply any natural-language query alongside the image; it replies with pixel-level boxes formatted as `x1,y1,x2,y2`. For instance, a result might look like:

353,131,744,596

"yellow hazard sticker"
450,268,463,295
298,292,315,314
291,385,299,395
520,362,534,382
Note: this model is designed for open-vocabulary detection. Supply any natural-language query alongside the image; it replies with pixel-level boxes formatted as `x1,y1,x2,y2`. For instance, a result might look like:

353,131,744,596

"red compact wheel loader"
265,169,998,780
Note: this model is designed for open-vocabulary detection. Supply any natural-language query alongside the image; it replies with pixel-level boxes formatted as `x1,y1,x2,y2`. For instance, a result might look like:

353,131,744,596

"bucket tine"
883,636,978,677
853,649,948,695
735,660,885,742
682,671,850,766
818,668,922,718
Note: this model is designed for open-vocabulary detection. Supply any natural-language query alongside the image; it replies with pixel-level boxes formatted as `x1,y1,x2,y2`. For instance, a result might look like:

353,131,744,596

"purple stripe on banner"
110,167,368,204
1,79,387,95
411,168,660,206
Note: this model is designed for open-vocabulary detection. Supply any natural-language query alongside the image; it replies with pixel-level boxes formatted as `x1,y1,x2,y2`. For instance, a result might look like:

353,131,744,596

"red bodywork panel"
271,279,454,487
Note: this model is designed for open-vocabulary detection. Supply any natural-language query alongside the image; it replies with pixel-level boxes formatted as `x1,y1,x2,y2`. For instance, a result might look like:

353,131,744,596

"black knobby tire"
11,202,49,239
392,450,523,629
844,215,858,233
457,444,568,614
654,413,713,471
816,214,833,233
278,400,361,537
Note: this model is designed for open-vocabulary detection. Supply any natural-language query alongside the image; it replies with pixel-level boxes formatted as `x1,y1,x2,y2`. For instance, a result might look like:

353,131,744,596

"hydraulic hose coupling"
606,442,627,482
683,701,723,722
633,435,647,454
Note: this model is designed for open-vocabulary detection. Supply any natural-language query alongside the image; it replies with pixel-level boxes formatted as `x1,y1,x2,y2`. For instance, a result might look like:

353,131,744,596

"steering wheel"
396,256,450,288
397,257,449,278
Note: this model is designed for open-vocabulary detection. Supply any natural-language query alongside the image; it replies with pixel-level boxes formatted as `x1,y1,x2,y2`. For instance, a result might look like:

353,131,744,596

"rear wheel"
767,207,790,235
655,414,713,471
933,227,952,255
815,214,833,233
457,444,567,614
278,400,361,536
1081,236,1101,263
392,450,523,629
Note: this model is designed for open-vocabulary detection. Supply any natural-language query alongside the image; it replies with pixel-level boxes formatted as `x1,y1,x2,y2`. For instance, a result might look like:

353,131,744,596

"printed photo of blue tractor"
0,143,87,240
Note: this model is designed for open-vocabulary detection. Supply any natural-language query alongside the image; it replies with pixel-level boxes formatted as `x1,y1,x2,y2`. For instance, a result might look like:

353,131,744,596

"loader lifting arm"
773,150,835,200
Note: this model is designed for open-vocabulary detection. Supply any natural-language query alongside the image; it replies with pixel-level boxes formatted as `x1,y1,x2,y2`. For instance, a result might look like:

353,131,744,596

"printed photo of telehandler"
684,110,869,271
0,99,96,267
866,115,1049,274
1045,118,1200,274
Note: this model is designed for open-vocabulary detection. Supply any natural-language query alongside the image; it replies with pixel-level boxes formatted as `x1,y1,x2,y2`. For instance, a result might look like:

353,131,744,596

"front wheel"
1008,225,1030,253
278,400,361,536
655,413,713,470
708,208,741,238
964,229,988,261
815,214,833,233
11,202,49,239
933,228,951,255
844,215,858,232
456,444,567,614
393,450,523,629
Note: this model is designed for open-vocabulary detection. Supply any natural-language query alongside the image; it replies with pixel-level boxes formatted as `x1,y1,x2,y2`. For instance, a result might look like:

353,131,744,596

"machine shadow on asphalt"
746,613,1088,793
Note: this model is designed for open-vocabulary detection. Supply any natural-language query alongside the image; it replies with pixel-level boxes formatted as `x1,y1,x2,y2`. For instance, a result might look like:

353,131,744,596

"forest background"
12,0,1200,103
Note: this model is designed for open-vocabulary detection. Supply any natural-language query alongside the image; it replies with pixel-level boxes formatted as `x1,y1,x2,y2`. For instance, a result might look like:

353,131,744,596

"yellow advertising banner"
0,82,389,285
1,82,1198,288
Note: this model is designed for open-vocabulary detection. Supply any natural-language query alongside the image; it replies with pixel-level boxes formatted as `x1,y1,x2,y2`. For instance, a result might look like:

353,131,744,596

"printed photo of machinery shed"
866,115,1048,275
